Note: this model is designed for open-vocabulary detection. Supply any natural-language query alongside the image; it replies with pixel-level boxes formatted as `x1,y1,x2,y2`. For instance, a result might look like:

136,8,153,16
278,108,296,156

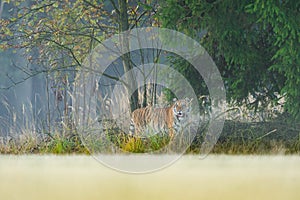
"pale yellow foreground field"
0,155,300,200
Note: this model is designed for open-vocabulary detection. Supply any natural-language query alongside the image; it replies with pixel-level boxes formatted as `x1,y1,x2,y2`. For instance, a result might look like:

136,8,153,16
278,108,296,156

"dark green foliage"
159,0,300,118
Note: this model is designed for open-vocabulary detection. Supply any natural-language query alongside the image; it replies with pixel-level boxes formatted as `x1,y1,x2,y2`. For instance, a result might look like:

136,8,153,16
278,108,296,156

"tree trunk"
118,0,139,111
0,1,4,19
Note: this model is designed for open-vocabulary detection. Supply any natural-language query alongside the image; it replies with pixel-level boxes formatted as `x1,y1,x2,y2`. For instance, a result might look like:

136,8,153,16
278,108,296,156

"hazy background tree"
0,0,159,135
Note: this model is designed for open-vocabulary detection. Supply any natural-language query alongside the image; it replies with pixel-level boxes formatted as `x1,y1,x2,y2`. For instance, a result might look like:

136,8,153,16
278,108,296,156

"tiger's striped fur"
129,98,192,137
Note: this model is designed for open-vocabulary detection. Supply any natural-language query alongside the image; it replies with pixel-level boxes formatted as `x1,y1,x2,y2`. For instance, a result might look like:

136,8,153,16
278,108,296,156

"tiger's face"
173,98,193,121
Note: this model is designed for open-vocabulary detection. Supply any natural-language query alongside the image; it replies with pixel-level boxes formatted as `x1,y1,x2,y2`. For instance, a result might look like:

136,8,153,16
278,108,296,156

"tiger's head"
172,98,193,121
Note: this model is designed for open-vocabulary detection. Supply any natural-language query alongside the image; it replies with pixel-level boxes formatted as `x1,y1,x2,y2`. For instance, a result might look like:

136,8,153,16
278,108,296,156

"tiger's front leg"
167,121,175,139
169,128,174,139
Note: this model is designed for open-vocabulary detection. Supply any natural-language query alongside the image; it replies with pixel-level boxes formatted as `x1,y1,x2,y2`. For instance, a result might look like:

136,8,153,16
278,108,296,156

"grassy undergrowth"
1,115,300,155
187,114,300,154
0,133,89,154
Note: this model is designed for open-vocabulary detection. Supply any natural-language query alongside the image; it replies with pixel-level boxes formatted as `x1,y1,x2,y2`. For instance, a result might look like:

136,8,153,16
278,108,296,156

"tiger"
129,98,193,138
